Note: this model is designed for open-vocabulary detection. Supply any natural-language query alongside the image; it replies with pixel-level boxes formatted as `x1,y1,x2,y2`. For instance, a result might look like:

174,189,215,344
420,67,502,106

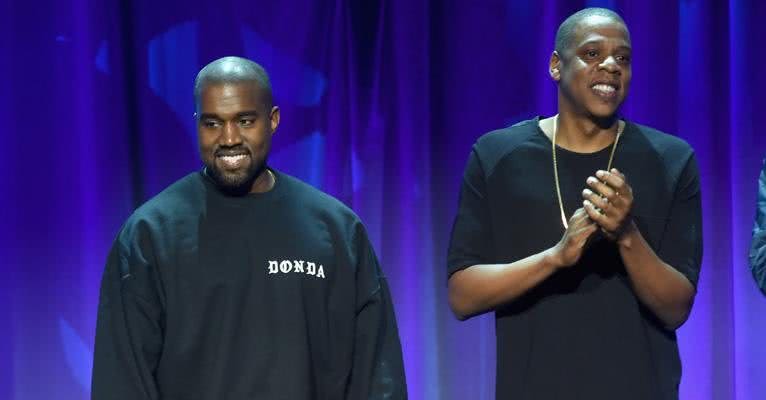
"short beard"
204,160,265,196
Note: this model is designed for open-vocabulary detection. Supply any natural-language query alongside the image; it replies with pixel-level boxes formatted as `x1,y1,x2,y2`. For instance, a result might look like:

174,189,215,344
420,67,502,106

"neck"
552,110,620,153
249,167,275,193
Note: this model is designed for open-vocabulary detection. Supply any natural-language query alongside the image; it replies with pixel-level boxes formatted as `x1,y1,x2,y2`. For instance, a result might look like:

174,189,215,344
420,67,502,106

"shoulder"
118,172,204,243
276,171,373,253
276,171,361,224
133,172,203,219
474,118,539,156
626,122,695,162
471,118,541,174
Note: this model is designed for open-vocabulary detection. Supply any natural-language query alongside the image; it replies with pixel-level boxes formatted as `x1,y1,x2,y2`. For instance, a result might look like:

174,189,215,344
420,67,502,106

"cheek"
561,69,585,87
245,129,271,148
198,134,216,156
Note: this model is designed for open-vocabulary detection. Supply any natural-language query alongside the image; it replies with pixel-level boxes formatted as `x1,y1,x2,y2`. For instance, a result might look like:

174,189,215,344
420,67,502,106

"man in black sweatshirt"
91,56,407,399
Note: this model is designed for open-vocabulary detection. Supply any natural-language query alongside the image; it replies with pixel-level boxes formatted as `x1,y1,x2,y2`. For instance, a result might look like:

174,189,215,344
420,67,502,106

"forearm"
618,222,695,330
93,245,163,399
448,249,560,320
347,280,407,399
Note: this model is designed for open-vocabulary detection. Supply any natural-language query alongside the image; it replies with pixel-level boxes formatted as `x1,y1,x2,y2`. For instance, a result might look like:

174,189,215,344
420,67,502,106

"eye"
202,119,221,128
585,49,598,59
239,118,255,127
616,54,631,64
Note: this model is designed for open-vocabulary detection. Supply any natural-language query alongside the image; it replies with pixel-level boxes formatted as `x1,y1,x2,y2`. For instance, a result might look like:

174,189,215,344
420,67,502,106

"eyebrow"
197,110,260,120
578,40,632,51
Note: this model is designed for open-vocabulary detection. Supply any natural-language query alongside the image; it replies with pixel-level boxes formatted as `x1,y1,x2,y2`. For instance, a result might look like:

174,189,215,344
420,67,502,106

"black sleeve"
749,157,766,295
657,153,703,288
345,225,407,400
91,227,164,399
447,147,492,277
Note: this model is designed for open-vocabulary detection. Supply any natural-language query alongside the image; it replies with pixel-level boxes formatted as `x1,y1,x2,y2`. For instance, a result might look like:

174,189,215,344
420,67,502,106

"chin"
587,104,621,121
207,165,258,194
220,172,251,187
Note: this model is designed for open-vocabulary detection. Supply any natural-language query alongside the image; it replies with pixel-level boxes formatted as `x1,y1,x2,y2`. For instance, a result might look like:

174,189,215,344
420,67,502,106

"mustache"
214,146,250,157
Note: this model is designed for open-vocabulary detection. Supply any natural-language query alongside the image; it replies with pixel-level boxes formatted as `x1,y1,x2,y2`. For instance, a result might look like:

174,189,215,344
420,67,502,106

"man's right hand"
548,207,598,268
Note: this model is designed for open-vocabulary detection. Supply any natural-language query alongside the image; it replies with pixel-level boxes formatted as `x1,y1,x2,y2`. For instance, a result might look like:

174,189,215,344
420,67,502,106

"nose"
598,56,620,73
220,121,243,146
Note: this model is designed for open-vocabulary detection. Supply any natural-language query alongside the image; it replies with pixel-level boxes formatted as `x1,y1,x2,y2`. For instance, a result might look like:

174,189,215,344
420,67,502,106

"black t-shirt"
92,169,407,399
448,117,702,400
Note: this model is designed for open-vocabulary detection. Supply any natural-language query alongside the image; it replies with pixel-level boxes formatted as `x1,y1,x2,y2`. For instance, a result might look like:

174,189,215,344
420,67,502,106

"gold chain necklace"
551,115,623,229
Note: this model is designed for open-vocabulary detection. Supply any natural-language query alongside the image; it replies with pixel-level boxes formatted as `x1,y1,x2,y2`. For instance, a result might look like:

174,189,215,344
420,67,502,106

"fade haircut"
194,56,273,111
554,8,628,57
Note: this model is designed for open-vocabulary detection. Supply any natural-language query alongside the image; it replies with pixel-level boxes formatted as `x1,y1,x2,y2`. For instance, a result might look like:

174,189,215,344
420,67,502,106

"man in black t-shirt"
448,8,701,399
91,56,407,399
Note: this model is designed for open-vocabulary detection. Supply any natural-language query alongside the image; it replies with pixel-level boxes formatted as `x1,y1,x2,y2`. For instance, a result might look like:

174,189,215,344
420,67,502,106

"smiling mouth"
591,83,619,99
216,154,250,169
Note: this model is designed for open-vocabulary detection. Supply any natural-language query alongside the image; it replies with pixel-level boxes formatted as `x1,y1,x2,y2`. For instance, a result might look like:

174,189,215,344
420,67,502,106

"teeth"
219,155,247,165
592,84,616,93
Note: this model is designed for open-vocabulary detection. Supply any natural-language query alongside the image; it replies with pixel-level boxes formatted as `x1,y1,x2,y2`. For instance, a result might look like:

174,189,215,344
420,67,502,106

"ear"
549,51,561,81
269,106,280,134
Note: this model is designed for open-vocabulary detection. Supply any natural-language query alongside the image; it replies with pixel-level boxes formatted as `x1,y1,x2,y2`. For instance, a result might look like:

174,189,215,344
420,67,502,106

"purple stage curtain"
1,1,764,399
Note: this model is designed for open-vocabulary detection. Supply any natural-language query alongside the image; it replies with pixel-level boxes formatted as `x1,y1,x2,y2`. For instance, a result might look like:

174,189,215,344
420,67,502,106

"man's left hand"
582,168,634,240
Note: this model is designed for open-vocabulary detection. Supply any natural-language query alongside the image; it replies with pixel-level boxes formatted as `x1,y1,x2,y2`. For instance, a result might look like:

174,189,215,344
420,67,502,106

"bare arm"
583,168,696,330
448,208,597,320
616,222,695,330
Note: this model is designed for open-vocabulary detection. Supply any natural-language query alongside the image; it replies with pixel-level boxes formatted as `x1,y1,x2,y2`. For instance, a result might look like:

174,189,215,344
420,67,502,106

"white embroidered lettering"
268,260,279,274
266,259,326,279
279,260,292,273
293,260,305,273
